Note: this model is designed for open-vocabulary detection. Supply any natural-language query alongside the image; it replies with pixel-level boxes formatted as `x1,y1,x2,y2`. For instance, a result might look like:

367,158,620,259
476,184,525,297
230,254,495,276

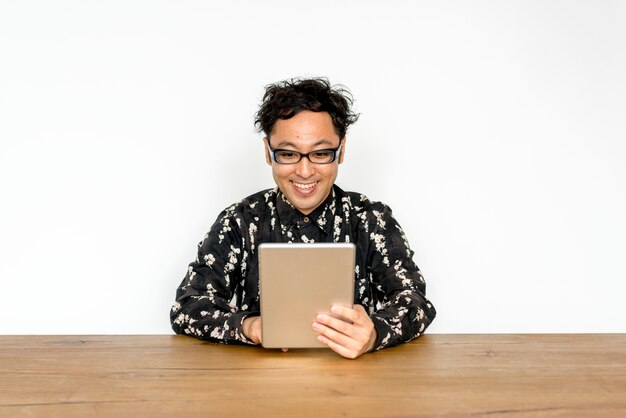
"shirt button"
303,217,309,222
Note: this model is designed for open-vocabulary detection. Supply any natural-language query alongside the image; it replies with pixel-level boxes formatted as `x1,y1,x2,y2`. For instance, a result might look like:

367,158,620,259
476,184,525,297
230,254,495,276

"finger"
317,311,373,342
317,309,376,351
318,323,374,358
313,320,358,350
316,313,353,336
330,305,360,323
317,334,360,360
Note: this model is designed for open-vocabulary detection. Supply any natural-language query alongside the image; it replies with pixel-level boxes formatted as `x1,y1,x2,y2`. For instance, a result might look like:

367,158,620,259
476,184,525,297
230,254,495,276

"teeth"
293,182,315,189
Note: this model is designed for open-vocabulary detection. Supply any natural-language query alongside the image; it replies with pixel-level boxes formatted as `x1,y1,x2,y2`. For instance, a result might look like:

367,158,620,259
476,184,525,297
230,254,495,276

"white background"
1,1,625,334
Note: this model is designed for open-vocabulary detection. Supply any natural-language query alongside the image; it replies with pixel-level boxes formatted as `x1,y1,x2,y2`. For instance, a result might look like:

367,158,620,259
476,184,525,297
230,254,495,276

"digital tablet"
258,242,356,348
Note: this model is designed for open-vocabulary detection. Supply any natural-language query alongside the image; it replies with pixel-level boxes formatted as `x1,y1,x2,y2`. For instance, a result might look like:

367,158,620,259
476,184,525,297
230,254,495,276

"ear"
263,137,272,166
338,137,346,164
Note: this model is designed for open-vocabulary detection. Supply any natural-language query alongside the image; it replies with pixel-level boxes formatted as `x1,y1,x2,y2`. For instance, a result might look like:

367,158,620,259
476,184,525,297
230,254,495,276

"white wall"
1,1,625,334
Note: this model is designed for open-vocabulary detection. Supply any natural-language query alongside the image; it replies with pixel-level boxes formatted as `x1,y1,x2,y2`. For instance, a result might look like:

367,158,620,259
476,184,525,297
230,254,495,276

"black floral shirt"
170,185,436,351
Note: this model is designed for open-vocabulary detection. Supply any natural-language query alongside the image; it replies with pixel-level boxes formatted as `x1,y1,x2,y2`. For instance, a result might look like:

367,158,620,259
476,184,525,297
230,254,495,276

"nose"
294,155,315,178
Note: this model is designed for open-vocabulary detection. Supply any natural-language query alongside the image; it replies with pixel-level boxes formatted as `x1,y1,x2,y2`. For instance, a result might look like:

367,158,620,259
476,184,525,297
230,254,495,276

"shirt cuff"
370,315,390,351
225,311,260,345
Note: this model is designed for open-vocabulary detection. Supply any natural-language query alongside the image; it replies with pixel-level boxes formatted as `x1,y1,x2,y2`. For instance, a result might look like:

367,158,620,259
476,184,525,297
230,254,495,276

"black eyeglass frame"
266,143,343,165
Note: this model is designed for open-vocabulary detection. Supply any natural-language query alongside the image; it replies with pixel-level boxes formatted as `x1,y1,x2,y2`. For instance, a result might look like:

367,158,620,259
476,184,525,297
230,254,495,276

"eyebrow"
272,139,337,149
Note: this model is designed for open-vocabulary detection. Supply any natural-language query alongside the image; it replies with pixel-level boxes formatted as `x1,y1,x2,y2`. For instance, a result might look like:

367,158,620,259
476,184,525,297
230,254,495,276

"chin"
279,182,330,214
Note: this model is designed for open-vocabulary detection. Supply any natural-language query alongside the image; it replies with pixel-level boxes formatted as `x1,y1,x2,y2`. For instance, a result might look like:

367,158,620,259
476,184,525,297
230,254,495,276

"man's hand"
312,304,377,359
242,316,263,344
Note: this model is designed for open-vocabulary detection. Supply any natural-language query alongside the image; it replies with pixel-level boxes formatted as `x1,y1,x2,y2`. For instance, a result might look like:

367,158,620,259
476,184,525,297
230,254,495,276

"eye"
275,151,299,162
311,150,334,162
313,151,332,158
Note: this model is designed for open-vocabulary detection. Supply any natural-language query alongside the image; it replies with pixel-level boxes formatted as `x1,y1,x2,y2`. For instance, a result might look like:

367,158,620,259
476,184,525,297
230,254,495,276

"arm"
170,209,257,345
366,204,436,350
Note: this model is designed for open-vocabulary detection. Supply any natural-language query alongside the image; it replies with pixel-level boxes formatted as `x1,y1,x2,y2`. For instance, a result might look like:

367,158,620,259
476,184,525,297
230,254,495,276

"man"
170,78,436,359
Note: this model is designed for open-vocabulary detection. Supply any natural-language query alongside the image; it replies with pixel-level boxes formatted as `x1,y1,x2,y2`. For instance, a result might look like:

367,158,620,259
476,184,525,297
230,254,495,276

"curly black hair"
254,77,360,139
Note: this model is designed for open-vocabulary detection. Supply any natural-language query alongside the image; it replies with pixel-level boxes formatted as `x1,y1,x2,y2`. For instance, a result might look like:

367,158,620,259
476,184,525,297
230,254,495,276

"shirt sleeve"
170,208,257,345
365,204,436,351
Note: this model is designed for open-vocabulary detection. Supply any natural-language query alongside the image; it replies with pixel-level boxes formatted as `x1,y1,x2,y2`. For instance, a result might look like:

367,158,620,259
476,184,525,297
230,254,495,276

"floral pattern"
170,185,436,351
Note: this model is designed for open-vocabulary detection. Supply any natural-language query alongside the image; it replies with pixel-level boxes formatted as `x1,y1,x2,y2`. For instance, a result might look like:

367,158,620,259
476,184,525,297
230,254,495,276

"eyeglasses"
267,144,342,165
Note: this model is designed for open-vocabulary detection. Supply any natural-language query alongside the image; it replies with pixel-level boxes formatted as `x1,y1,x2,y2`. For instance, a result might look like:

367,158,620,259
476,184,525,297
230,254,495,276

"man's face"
265,110,345,215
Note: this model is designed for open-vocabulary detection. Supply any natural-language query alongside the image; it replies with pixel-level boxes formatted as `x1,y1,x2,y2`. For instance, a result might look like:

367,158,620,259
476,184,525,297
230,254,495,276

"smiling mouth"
292,181,317,190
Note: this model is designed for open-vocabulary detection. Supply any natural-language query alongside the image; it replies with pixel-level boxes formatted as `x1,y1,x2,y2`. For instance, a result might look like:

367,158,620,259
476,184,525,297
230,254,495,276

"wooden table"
1,334,625,417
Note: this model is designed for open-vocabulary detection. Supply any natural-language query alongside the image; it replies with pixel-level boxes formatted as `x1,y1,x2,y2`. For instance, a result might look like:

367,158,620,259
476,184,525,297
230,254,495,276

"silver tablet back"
259,243,356,348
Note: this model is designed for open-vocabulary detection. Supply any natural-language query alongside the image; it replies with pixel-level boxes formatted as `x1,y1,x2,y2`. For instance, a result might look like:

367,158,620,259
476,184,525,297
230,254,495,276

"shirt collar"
276,187,336,235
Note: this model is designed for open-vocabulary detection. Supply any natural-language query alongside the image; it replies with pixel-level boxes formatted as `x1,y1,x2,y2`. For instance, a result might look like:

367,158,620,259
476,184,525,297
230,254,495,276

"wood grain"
1,334,625,417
